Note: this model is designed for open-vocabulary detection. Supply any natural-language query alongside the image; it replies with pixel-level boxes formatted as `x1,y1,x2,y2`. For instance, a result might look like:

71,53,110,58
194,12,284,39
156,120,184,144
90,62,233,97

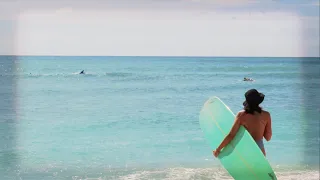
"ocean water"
0,56,319,180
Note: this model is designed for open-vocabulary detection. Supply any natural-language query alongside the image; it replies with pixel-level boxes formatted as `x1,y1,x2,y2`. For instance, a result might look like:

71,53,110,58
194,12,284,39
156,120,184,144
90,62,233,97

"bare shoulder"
261,110,270,116
261,110,271,119
236,110,246,117
234,111,245,124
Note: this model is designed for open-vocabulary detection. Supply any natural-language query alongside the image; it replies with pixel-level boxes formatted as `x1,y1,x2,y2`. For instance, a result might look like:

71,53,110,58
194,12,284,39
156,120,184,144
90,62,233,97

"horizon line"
0,55,319,58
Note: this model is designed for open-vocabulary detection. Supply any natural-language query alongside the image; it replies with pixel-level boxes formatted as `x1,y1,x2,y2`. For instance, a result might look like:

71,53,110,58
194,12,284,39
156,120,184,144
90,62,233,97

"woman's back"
239,110,272,141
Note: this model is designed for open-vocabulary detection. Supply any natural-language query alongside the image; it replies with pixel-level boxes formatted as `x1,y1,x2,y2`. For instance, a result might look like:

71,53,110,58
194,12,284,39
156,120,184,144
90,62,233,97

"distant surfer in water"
213,89,272,157
243,77,253,81
79,70,85,74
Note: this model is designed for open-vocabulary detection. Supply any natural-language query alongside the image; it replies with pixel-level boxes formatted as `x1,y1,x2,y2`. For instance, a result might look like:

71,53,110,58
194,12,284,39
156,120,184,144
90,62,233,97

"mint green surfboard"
199,96,277,180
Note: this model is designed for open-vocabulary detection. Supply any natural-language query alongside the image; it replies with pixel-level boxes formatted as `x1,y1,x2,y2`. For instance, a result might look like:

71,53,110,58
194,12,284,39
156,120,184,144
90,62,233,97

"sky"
0,0,319,57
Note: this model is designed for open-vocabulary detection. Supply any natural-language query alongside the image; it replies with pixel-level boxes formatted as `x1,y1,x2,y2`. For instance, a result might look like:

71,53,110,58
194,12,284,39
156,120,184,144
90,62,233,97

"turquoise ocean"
0,56,319,180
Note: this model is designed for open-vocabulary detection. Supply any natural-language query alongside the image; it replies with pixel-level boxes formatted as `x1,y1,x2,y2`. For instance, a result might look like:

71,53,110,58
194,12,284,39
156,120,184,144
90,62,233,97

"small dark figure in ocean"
79,70,85,74
213,89,272,157
243,77,253,81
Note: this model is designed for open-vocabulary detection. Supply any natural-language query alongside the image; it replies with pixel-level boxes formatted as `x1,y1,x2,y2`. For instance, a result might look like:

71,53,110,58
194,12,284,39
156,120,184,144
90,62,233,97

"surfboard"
199,96,277,180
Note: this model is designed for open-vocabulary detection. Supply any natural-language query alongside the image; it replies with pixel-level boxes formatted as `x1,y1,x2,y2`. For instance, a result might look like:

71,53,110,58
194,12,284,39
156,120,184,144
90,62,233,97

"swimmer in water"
79,70,85,74
213,89,272,157
244,77,253,81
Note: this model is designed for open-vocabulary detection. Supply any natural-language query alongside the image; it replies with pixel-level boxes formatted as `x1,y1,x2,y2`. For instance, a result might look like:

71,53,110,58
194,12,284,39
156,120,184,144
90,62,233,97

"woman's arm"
213,112,242,157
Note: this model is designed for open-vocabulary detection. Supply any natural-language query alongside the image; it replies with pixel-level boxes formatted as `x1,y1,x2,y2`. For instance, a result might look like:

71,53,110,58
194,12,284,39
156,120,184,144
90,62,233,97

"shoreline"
3,165,319,180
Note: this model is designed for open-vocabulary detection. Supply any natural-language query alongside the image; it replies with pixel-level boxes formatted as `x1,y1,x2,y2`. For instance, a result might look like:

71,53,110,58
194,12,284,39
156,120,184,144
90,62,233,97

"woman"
213,89,272,157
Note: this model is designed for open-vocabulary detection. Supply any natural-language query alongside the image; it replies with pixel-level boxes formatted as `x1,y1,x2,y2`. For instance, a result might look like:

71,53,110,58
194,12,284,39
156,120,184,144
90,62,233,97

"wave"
0,72,134,78
105,72,133,77
14,166,319,180
1,71,318,84
116,167,320,180
1,72,165,81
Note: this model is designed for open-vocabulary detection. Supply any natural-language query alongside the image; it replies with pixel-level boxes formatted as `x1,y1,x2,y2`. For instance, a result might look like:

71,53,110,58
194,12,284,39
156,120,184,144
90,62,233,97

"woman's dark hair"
244,103,262,114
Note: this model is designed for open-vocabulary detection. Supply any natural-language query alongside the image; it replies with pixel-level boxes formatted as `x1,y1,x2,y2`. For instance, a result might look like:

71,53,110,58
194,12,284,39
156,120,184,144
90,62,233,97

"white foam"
117,167,233,180
276,170,320,180
116,167,319,180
